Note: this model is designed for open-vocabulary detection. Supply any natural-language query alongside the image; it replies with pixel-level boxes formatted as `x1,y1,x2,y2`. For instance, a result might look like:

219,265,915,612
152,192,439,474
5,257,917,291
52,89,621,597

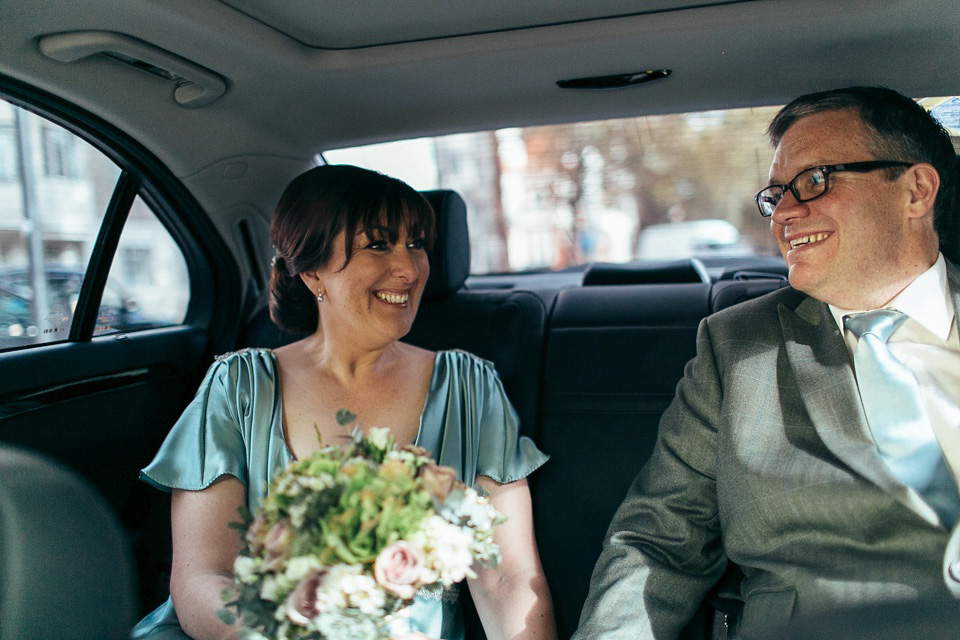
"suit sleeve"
573,317,728,639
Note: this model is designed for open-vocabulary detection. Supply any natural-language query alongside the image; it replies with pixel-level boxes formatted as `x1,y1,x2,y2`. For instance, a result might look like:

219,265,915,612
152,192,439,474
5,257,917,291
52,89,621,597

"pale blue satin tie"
845,309,959,526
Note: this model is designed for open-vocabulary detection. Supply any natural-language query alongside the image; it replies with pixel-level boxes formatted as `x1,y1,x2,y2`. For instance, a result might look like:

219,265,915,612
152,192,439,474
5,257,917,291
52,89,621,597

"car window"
97,196,188,337
0,98,190,349
326,98,960,275
325,105,782,274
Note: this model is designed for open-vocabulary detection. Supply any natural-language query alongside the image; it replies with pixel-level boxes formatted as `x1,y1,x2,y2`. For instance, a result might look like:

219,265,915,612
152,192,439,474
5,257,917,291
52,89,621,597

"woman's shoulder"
205,347,279,387
434,349,501,386
436,348,493,367
214,346,276,364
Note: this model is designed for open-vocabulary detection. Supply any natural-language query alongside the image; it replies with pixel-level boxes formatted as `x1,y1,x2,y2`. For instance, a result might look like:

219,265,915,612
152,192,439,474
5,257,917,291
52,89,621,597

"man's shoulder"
698,286,817,367
946,257,960,283
709,284,807,326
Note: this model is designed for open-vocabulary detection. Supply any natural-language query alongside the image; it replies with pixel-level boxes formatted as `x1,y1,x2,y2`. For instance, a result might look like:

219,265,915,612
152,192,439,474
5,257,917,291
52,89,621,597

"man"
573,86,960,639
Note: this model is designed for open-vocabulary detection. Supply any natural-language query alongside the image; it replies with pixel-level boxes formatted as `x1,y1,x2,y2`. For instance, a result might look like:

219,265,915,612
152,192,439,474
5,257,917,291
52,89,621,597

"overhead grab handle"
557,69,671,90
38,31,227,108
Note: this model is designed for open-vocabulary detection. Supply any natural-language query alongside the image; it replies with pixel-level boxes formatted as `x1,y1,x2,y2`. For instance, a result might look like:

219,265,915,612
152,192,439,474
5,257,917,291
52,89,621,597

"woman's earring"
317,291,324,303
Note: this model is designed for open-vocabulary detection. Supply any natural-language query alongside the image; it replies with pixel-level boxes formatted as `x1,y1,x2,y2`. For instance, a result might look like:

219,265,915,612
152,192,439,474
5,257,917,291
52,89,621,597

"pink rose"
245,513,268,549
262,520,292,570
373,541,424,600
285,569,325,625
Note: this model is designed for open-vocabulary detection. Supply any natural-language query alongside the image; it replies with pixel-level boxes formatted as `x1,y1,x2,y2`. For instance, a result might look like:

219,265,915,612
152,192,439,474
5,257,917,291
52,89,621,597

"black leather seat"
533,281,711,638
582,258,711,286
711,262,788,313
0,445,137,640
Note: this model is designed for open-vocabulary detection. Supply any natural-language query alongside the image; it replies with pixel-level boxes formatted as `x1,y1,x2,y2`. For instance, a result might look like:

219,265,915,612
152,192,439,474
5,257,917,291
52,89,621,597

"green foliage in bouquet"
221,415,506,640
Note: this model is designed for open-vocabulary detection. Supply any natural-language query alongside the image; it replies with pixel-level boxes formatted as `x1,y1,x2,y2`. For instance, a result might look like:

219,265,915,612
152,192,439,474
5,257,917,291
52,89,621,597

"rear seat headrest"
421,190,470,299
582,258,710,285
716,259,788,281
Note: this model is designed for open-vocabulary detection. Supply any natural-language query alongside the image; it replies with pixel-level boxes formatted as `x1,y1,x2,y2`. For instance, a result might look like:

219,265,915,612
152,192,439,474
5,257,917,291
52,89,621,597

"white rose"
386,449,415,464
260,575,282,601
285,555,323,582
316,612,381,640
234,555,259,584
367,427,391,451
288,503,308,528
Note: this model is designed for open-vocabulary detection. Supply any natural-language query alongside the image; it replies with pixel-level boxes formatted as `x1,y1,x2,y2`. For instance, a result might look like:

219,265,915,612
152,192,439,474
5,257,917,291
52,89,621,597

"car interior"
1,1,959,638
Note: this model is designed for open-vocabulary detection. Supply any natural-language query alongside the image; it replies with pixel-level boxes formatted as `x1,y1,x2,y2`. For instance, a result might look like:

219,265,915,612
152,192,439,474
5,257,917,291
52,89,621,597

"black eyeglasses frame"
754,160,914,217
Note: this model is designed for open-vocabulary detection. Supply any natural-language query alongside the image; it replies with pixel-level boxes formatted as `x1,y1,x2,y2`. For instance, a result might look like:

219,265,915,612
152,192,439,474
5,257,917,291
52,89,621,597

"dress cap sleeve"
139,349,278,492
429,350,549,486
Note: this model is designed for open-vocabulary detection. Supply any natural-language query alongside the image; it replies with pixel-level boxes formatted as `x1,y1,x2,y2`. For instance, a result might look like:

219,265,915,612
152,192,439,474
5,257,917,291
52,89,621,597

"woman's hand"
468,476,558,640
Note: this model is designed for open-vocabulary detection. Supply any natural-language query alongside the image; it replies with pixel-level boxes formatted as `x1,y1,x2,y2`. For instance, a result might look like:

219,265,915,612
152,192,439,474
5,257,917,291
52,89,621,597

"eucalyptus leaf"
336,408,358,426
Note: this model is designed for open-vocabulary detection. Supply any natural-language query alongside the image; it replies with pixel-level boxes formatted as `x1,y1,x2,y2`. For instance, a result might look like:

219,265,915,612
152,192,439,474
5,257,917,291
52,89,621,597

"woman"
133,165,557,640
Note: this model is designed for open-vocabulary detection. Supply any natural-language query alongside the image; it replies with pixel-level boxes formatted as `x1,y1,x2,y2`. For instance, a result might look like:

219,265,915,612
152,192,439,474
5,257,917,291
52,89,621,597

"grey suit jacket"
573,260,960,639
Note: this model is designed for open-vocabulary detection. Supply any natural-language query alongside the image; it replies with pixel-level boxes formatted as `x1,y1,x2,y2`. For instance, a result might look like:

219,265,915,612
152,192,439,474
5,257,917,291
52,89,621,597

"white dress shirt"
829,253,960,487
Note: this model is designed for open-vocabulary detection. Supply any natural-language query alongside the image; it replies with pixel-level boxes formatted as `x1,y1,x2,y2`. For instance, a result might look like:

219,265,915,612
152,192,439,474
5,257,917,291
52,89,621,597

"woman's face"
309,225,430,346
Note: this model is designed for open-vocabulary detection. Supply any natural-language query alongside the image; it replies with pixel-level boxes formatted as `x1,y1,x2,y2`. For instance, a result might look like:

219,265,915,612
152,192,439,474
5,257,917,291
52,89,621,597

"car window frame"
0,72,241,356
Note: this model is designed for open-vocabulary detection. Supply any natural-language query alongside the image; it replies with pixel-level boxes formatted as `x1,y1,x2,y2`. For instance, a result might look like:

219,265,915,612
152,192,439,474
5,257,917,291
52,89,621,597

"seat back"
711,264,788,313
533,282,710,638
0,446,137,640
405,288,553,440
582,258,710,286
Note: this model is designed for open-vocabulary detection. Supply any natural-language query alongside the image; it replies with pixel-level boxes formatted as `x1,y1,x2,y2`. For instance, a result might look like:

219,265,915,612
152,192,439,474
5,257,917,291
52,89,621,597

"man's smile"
787,232,832,250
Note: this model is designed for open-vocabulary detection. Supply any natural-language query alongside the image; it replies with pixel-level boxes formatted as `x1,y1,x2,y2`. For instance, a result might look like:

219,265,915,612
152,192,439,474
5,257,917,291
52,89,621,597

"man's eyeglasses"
754,160,913,218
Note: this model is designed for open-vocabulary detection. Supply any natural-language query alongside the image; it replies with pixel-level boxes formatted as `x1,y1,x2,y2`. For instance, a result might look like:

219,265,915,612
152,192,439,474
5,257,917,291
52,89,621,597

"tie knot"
844,308,907,343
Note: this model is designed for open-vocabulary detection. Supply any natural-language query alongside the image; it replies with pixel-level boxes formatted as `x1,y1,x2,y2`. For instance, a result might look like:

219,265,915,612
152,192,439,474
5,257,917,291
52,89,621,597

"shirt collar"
828,253,954,340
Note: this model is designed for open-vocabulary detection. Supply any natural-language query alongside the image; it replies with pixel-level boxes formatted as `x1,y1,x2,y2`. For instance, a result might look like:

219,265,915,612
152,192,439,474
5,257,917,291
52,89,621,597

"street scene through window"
0,99,189,349
327,98,960,275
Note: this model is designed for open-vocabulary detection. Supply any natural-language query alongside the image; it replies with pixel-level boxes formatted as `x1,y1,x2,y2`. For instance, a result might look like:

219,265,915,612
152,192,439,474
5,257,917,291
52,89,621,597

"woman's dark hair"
768,86,959,260
268,164,435,335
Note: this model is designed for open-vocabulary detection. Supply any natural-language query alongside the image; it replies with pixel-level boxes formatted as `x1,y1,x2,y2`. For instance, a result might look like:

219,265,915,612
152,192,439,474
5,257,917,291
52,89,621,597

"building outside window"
0,98,190,349
122,246,152,287
0,124,16,181
41,123,82,178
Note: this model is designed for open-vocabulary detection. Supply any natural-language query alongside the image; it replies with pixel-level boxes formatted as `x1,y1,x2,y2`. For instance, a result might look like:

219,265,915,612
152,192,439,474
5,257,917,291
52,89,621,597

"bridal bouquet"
221,413,505,640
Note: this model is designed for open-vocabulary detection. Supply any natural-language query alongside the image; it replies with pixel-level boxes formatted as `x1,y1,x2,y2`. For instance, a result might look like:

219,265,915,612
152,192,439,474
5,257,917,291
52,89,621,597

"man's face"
768,109,929,309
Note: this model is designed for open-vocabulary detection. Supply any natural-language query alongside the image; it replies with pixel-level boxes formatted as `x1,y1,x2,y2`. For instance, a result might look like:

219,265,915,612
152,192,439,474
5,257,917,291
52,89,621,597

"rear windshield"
325,97,960,275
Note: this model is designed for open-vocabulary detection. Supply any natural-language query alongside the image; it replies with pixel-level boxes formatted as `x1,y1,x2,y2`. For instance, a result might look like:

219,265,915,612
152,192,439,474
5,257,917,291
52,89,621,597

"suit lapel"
947,259,960,329
778,293,939,521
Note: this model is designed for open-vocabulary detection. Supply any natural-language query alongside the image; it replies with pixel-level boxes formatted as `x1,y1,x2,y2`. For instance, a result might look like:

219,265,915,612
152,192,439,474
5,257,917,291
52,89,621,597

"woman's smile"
374,290,411,306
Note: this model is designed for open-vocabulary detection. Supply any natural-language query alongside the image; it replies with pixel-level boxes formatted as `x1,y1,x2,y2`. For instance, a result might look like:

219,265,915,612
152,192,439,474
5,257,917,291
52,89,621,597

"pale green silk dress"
132,348,549,640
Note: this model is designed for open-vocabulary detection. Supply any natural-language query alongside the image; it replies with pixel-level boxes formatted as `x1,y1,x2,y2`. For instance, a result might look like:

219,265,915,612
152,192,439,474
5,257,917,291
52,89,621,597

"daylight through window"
326,98,960,275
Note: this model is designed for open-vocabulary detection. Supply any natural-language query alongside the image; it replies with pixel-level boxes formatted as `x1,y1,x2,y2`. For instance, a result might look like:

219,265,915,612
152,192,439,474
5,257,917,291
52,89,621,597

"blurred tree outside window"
328,98,960,275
